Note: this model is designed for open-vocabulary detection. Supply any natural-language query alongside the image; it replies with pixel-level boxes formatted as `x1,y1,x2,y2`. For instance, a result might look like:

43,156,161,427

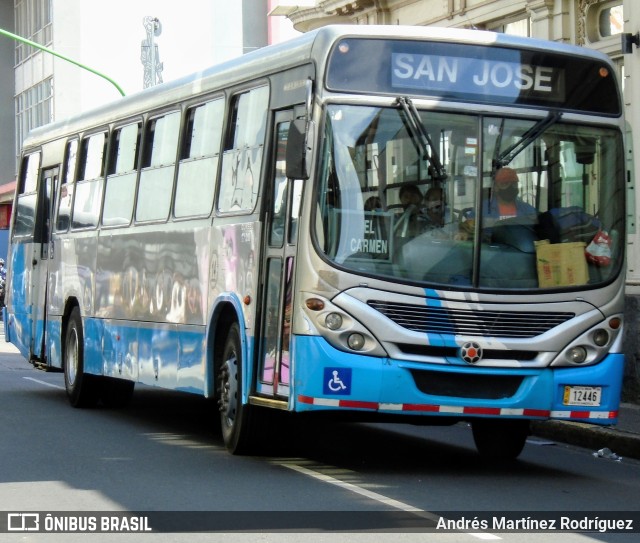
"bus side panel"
57,236,96,321
45,315,62,369
6,241,33,360
101,319,139,382
137,324,178,389
176,325,206,394
83,316,104,376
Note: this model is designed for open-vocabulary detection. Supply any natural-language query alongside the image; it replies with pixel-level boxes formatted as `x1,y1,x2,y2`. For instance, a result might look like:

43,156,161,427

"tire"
100,377,135,408
63,307,99,407
217,322,257,454
471,419,529,461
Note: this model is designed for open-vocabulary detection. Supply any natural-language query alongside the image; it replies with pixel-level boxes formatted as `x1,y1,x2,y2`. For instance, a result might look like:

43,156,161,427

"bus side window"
56,139,78,232
218,85,269,213
175,97,224,218
102,122,141,226
72,132,106,229
136,111,180,222
12,152,41,238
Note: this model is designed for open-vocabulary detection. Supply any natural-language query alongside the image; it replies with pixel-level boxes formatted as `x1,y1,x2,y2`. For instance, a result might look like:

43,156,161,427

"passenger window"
137,111,180,222
141,112,180,168
72,132,106,229
19,152,40,194
175,98,224,218
56,139,77,232
103,123,141,226
218,86,269,213
12,152,41,238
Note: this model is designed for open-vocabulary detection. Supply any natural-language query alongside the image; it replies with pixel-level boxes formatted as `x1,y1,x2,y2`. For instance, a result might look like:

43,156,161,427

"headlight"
347,333,365,351
567,346,588,364
325,312,343,330
592,329,609,347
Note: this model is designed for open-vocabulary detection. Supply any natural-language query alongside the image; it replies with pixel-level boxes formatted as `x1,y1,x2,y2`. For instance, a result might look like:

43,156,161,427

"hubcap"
66,328,78,386
219,354,238,428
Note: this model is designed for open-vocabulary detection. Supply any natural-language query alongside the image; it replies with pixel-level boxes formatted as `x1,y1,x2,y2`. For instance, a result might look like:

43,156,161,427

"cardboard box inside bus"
535,240,588,287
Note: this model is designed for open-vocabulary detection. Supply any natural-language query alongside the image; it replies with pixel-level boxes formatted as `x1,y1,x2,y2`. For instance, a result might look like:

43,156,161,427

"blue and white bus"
4,25,627,459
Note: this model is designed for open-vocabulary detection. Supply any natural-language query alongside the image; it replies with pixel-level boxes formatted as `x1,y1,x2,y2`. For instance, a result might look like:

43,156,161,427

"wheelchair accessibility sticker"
323,368,352,395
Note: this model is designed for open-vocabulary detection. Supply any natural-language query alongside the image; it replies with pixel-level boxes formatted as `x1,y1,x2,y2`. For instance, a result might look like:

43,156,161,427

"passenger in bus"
364,195,383,211
396,184,423,237
458,167,537,240
422,187,446,228
421,186,463,239
485,167,536,220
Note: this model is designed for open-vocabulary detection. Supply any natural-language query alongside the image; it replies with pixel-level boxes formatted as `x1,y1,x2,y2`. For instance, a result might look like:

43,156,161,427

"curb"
531,420,640,460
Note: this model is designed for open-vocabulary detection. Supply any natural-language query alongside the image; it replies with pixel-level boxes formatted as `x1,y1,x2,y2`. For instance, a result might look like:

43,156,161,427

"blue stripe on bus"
424,288,457,349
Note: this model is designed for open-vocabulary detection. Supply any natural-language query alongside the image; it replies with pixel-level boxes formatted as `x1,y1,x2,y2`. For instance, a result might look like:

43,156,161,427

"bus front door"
29,166,57,363
257,112,302,399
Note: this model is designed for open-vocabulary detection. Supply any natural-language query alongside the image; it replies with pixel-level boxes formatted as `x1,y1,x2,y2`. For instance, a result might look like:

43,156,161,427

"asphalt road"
1,341,639,543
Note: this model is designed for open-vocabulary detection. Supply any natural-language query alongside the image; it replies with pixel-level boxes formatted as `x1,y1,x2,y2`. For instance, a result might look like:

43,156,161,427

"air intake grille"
368,300,574,338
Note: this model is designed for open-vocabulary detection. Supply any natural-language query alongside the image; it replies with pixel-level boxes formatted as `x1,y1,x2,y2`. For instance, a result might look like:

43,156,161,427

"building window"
599,2,623,38
14,0,53,65
489,17,530,38
585,1,624,43
15,77,54,161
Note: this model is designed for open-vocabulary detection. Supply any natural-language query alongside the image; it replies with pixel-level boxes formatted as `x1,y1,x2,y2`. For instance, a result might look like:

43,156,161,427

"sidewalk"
1,321,639,459
531,403,640,461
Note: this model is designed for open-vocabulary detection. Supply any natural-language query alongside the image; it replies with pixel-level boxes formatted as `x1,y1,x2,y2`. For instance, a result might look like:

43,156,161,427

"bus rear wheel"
63,307,99,407
471,419,529,461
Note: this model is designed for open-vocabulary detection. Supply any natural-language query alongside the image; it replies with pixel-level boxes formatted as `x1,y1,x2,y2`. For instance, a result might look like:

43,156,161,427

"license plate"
563,386,602,407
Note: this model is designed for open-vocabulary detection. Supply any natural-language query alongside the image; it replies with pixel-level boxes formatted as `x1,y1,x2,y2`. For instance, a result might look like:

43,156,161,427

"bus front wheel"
471,419,529,461
63,307,99,408
217,322,253,454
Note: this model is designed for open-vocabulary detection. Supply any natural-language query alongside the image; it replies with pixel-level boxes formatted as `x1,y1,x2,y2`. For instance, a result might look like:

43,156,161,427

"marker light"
305,298,325,311
608,317,622,330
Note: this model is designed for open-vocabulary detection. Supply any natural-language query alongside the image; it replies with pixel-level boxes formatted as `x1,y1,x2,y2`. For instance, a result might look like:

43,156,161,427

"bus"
4,25,627,460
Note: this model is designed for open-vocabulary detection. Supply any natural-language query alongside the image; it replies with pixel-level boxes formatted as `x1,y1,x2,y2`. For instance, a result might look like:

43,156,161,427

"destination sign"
326,38,620,115
391,53,564,102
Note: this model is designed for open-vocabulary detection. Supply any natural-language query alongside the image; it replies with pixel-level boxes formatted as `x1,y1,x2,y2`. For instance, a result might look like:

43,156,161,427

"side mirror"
286,118,313,180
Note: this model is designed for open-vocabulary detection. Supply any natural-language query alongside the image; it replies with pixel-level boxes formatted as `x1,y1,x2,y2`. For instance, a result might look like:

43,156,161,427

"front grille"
368,300,574,338
410,369,523,399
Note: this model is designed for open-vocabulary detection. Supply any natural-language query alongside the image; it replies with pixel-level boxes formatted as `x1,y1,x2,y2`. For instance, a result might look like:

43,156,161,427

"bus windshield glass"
315,104,625,290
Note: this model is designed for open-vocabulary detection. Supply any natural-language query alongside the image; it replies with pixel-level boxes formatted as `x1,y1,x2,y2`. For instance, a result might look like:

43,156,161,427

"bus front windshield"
315,104,625,290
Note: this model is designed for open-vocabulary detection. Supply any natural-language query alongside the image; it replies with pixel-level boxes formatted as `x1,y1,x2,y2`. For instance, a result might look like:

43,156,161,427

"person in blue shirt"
458,168,537,240
483,167,536,220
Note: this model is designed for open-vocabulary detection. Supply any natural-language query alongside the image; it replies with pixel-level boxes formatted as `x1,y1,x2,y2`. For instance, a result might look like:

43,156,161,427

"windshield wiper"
494,110,562,169
395,96,447,181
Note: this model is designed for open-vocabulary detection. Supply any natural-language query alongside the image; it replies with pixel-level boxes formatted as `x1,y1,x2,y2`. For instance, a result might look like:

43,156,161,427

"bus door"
257,110,303,399
29,166,58,362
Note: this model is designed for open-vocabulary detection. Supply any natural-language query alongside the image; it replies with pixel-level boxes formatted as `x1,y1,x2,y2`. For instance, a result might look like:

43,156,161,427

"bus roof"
22,24,615,150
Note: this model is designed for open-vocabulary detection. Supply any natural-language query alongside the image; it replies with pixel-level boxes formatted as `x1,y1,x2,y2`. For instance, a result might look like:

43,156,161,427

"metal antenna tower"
141,16,164,88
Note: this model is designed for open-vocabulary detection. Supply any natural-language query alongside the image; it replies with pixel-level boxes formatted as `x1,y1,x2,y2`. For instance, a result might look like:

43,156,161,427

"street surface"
1,339,638,543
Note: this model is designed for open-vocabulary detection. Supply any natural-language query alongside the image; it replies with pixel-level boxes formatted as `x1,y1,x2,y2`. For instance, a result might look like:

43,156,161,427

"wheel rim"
65,327,79,386
219,353,238,429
